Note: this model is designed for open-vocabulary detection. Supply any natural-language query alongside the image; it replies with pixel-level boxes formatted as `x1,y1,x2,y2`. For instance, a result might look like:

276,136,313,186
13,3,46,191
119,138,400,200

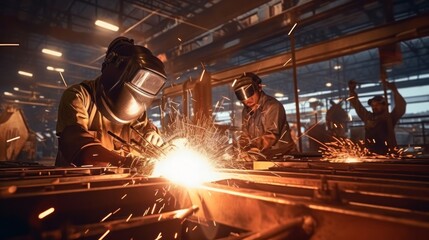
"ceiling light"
334,65,341,70
13,87,19,91
4,92,13,96
42,48,62,57
47,66,64,72
0,43,19,47
326,82,332,87
274,93,284,97
95,20,119,31
18,71,33,77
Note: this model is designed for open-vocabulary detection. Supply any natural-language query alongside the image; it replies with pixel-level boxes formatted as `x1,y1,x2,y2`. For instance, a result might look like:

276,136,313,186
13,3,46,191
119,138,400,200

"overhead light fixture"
42,48,62,57
18,70,33,77
13,87,19,91
0,43,19,47
4,92,13,96
326,82,332,87
95,20,119,31
274,93,284,97
334,65,341,70
47,66,64,72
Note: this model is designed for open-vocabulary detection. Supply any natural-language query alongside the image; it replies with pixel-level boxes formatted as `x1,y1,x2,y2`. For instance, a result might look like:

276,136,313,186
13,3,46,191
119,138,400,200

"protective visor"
129,69,166,95
234,84,255,101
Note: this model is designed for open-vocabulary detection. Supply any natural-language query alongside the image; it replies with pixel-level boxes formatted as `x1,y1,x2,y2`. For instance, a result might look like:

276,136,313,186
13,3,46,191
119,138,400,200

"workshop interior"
1,0,429,239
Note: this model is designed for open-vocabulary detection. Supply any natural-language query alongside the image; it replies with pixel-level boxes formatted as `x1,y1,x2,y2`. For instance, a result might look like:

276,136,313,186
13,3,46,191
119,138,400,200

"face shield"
98,53,166,124
234,84,256,101
234,75,259,101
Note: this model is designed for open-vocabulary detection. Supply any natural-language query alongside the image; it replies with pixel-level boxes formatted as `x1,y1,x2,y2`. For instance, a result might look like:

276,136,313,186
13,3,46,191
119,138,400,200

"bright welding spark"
38,207,55,219
100,212,112,222
59,72,67,87
283,58,292,66
6,136,20,143
151,203,157,214
199,69,206,82
99,230,110,240
113,208,120,214
288,23,297,35
152,138,219,187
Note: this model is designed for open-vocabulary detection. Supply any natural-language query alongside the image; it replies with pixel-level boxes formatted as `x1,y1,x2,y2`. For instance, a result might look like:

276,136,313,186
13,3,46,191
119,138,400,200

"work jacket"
240,91,298,154
55,78,157,167
349,88,406,154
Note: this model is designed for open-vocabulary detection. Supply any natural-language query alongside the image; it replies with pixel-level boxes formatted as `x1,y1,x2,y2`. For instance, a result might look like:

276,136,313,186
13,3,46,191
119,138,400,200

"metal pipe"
290,20,303,151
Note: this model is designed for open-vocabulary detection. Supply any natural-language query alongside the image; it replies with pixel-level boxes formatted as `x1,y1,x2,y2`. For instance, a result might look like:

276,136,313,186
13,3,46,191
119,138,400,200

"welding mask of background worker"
233,72,262,101
97,38,166,124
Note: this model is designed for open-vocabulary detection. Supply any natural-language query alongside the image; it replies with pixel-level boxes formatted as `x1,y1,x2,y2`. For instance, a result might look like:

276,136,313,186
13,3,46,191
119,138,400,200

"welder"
55,37,166,167
348,79,406,154
233,72,298,160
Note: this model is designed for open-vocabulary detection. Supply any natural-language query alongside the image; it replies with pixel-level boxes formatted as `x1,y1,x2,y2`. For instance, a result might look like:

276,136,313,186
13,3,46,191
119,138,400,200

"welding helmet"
233,72,262,101
97,37,166,124
367,95,386,106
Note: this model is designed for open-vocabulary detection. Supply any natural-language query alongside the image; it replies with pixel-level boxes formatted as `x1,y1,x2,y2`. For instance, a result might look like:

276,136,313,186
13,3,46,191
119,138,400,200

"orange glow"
152,138,219,186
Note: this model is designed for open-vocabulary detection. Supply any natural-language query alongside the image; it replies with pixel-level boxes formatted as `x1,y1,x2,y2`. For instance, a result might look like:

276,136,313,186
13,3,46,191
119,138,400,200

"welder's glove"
238,150,258,162
144,131,164,147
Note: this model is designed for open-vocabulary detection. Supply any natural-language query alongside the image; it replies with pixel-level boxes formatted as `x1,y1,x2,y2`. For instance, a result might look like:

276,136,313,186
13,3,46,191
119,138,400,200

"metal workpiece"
1,160,429,239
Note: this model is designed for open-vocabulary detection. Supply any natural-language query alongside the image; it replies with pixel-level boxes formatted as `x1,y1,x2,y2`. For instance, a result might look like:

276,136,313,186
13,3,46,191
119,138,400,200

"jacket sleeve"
349,90,371,122
238,109,252,150
390,85,406,124
258,101,284,151
59,125,125,166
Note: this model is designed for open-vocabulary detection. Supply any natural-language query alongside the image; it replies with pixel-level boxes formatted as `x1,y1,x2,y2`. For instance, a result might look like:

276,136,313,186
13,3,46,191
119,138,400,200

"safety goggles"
234,84,256,101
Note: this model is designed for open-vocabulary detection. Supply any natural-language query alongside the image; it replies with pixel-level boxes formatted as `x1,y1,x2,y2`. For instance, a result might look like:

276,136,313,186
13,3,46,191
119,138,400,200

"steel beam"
210,12,429,85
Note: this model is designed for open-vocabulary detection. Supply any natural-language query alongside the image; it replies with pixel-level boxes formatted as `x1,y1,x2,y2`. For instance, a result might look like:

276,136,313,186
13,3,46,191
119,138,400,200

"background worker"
55,37,166,167
233,72,298,159
348,79,406,155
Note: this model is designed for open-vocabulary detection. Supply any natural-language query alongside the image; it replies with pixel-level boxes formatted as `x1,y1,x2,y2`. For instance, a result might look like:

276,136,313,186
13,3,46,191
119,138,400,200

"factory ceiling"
0,0,429,133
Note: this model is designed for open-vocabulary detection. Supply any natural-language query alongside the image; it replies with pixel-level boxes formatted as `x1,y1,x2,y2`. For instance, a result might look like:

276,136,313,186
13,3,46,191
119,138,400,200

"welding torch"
107,130,163,160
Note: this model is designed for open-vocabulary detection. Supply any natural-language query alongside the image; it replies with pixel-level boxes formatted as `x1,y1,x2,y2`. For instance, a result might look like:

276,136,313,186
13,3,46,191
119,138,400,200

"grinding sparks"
152,138,218,186
319,137,394,162
38,207,55,219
